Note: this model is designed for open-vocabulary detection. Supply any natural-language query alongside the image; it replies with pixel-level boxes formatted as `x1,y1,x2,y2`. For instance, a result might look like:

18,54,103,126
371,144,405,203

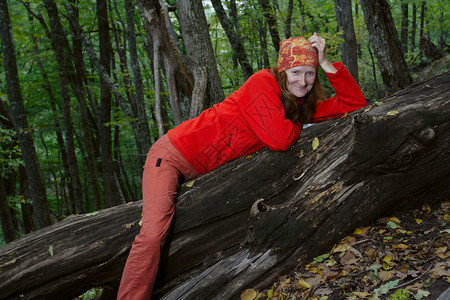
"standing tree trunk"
66,1,103,211
297,0,308,33
124,0,152,149
97,0,120,208
176,0,225,115
0,0,52,229
44,0,84,214
360,0,413,92
411,4,417,52
0,174,16,243
419,1,426,61
259,0,281,53
285,0,294,39
210,0,253,80
334,0,359,83
400,2,409,54
0,100,18,242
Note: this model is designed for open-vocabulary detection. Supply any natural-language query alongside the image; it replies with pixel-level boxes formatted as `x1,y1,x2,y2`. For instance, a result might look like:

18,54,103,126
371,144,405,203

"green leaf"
374,279,399,296
387,221,399,229
49,245,54,257
414,289,430,300
390,289,410,300
313,253,330,263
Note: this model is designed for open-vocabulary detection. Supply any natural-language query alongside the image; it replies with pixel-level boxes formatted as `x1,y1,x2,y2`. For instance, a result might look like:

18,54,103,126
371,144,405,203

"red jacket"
168,62,366,174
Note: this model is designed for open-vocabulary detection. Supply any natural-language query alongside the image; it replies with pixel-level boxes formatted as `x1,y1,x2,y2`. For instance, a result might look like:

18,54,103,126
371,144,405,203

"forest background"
0,0,448,246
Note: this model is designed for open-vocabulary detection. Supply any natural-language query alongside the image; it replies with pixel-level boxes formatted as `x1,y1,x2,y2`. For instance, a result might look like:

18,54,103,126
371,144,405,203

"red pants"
117,134,199,299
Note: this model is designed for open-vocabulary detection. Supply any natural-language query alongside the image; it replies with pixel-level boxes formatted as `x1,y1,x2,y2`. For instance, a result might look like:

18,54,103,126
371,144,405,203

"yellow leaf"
312,137,320,151
389,217,401,224
422,204,431,214
387,110,399,116
393,244,409,250
297,278,312,289
354,227,370,235
444,213,450,222
416,218,423,224
333,243,351,253
185,180,195,188
125,223,134,229
241,289,257,300
436,246,447,254
378,270,394,281
139,219,142,226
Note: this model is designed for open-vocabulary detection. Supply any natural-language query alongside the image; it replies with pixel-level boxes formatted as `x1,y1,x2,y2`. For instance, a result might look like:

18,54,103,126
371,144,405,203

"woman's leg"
117,154,181,300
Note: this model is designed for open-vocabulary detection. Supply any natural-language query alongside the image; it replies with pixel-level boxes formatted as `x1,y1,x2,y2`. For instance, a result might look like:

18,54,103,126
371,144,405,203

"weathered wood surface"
0,72,449,300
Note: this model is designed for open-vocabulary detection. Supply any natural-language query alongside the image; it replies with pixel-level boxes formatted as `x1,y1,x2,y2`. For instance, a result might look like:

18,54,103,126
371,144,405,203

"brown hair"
271,67,326,124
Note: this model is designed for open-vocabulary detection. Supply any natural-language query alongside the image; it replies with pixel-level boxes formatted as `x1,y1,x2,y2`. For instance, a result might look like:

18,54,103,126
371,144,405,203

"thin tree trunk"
0,0,52,228
44,0,84,214
259,0,281,52
334,0,359,83
97,0,120,208
210,0,253,79
0,174,16,243
298,0,308,32
400,2,409,54
359,0,412,92
419,1,426,60
124,0,152,149
411,4,417,52
66,1,103,211
285,0,294,38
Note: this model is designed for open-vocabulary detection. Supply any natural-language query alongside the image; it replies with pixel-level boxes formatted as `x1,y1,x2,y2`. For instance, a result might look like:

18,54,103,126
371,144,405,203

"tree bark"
44,0,84,214
97,0,121,208
359,0,413,92
0,0,52,228
0,71,449,299
65,1,103,211
259,0,281,53
124,0,152,148
285,0,294,39
210,0,253,80
334,0,359,83
400,2,409,54
0,174,16,243
176,0,225,112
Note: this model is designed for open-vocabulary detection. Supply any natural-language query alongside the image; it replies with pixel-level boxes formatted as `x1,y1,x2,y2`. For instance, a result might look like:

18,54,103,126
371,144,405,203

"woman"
118,33,366,299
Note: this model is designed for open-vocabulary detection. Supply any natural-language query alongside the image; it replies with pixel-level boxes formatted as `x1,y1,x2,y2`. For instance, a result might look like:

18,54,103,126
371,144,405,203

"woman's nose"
298,74,307,86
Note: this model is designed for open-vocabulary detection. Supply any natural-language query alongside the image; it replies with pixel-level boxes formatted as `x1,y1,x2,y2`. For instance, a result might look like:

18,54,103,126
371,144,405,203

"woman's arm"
312,62,367,122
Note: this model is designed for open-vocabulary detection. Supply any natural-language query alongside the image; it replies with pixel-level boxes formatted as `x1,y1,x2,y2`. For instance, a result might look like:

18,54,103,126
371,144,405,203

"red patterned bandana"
277,36,319,72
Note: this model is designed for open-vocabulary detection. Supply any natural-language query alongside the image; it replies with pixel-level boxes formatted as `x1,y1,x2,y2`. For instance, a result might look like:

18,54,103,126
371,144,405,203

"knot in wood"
415,126,436,144
250,199,268,217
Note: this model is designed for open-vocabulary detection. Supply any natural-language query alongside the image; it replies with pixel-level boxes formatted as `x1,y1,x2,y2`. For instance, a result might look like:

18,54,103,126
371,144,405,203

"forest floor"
242,201,450,300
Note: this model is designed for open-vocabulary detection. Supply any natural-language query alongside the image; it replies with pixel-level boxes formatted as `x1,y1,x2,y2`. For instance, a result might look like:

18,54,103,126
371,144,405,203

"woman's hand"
309,33,337,73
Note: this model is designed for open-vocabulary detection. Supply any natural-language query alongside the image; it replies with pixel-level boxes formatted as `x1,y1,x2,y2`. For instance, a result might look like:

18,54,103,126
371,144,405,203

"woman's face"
285,66,317,98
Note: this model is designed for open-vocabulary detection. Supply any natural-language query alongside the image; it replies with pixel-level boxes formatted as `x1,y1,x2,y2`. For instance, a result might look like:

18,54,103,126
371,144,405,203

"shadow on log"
0,72,449,300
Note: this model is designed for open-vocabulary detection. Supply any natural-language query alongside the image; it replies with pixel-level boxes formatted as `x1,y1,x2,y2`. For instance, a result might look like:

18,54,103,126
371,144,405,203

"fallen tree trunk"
0,72,449,300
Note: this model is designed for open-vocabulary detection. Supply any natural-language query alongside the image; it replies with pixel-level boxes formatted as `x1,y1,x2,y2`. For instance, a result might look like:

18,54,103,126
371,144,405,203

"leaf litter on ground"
242,202,450,300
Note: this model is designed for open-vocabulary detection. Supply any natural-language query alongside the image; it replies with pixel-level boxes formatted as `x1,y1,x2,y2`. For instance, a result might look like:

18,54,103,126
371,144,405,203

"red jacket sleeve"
312,62,366,122
236,70,302,151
